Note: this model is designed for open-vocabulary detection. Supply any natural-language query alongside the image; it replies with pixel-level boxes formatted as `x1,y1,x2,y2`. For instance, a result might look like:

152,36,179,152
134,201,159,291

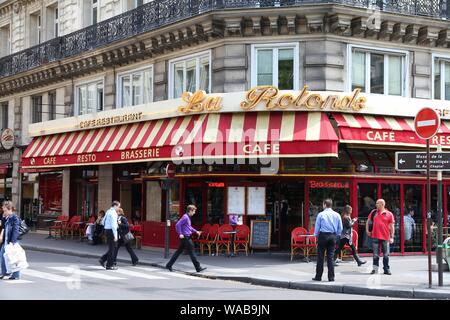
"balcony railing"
0,0,448,79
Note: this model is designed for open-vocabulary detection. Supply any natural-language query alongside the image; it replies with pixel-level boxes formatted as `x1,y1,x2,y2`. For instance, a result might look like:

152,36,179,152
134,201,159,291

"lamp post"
162,164,176,259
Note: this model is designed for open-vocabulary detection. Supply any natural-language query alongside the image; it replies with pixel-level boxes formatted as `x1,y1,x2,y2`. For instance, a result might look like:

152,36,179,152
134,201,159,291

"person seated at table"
88,210,105,245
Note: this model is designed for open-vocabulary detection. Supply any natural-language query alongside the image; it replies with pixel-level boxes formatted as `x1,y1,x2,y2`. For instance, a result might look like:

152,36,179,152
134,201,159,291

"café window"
169,51,211,98
76,80,104,115
251,43,299,90
308,180,350,230
350,45,407,96
433,56,450,100
31,95,43,123
118,67,153,107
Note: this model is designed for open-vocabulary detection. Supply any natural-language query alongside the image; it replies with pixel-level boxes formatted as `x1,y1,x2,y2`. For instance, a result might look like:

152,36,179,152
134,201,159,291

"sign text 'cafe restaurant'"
21,86,450,255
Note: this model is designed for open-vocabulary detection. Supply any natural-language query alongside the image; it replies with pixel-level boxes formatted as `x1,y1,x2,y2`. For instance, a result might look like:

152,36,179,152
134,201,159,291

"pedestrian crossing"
3,264,211,285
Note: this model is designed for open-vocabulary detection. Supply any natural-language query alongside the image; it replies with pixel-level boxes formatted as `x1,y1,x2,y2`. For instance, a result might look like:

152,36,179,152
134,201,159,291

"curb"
23,245,450,299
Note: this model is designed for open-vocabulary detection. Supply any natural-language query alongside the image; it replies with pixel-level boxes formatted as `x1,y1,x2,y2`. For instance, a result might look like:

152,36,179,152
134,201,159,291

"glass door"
357,183,377,253
381,184,400,253
403,185,424,252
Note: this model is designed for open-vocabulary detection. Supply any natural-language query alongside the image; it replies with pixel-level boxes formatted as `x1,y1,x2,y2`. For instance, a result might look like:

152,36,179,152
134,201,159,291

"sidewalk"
20,232,450,299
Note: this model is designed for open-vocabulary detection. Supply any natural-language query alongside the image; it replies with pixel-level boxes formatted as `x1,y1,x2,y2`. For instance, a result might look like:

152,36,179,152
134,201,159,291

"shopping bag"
4,243,29,273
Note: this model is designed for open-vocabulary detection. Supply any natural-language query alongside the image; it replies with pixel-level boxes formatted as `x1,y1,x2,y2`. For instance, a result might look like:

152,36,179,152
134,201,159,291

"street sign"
414,107,441,139
395,152,450,171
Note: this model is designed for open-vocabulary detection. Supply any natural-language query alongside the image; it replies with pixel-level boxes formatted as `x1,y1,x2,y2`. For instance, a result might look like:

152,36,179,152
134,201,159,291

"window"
0,25,10,57
76,80,104,115
433,56,450,100
251,43,299,90
124,0,144,10
48,91,56,120
31,96,43,123
30,11,42,46
350,46,407,96
169,52,210,98
83,0,99,26
46,4,59,40
118,67,153,107
0,102,8,129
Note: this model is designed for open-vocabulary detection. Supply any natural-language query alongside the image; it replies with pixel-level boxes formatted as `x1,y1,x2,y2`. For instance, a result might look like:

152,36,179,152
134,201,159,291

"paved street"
2,251,405,300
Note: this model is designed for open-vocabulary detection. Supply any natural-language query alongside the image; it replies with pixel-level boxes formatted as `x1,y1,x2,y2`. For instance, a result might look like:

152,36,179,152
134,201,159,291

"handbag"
18,219,29,239
123,231,135,243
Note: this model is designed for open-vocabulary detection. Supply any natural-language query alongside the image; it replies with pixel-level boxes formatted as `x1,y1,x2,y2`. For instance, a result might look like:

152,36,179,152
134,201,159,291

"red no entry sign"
414,107,441,140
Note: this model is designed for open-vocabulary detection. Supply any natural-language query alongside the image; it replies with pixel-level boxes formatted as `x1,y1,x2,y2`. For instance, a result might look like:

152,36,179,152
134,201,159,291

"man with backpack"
365,199,395,275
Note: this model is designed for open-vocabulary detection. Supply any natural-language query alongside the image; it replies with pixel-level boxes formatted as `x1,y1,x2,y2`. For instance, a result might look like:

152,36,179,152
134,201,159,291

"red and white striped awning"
333,113,450,147
21,112,338,168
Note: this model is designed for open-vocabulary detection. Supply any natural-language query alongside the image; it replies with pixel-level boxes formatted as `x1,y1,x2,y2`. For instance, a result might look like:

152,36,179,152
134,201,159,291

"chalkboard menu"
250,220,271,249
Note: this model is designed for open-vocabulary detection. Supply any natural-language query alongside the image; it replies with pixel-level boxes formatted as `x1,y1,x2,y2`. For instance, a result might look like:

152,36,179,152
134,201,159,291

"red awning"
21,112,338,168
333,113,450,148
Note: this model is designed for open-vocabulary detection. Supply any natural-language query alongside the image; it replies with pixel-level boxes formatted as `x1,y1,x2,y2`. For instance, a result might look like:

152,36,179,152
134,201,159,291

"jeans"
315,233,337,280
1,243,20,278
166,237,201,271
372,239,390,272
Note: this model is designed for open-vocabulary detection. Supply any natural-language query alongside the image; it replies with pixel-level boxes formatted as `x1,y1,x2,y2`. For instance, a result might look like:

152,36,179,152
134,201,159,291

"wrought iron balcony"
0,0,448,79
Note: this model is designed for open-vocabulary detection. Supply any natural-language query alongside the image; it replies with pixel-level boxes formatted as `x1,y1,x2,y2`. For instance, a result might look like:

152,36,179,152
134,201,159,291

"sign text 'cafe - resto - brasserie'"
22,85,450,169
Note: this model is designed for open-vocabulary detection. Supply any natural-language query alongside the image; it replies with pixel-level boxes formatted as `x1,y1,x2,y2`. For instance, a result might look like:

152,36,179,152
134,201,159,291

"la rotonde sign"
28,85,450,137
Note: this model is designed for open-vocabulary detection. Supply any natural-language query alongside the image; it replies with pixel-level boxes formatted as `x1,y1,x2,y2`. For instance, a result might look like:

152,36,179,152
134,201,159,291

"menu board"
227,186,245,215
250,220,271,249
247,186,266,215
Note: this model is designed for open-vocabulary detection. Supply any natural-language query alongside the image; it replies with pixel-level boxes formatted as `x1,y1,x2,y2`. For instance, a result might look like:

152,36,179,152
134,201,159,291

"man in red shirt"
365,199,395,275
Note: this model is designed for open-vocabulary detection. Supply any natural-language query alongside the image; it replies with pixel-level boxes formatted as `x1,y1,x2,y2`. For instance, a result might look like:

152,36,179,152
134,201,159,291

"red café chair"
291,227,309,261
216,224,234,256
64,215,82,239
193,224,211,255
234,225,250,256
341,229,359,260
130,224,142,249
49,215,69,239
62,215,78,239
205,224,220,256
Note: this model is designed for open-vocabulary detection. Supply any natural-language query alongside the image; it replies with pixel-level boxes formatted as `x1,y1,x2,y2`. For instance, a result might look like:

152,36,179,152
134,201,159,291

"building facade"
2,0,450,253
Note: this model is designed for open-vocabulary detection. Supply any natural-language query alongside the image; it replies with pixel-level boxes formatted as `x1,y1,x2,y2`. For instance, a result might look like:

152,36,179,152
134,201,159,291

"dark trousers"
372,238,390,272
100,230,117,268
166,237,201,271
114,238,139,264
334,238,360,262
315,233,337,280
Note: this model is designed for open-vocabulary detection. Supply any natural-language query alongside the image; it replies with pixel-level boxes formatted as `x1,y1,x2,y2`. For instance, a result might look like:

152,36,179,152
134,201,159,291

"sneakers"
132,260,139,266
196,267,207,273
370,270,377,274
2,274,18,280
166,265,173,272
99,259,106,268
312,277,321,281
384,270,392,275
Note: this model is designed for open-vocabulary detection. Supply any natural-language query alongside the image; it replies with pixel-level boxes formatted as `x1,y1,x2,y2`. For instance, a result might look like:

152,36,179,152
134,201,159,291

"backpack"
367,209,377,233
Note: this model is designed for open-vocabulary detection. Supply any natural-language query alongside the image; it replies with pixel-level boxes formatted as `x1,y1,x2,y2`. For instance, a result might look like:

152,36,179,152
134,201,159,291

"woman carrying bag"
1,201,22,280
113,208,139,266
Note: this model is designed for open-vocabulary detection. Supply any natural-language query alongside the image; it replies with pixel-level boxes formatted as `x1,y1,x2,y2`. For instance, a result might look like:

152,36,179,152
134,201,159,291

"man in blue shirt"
99,200,120,270
312,199,342,282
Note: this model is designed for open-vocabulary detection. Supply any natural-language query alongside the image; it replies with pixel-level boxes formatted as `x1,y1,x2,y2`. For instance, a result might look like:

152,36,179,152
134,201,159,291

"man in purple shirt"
165,205,206,273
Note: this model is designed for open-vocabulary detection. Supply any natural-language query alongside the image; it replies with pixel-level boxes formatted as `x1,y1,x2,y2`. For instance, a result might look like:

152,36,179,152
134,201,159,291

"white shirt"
102,207,118,238
404,215,415,241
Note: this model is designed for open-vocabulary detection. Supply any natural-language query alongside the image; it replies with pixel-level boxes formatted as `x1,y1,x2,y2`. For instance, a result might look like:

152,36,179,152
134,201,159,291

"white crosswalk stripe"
86,266,168,280
22,268,78,282
48,266,126,280
2,279,33,284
